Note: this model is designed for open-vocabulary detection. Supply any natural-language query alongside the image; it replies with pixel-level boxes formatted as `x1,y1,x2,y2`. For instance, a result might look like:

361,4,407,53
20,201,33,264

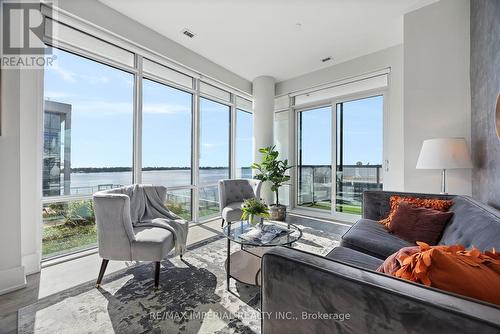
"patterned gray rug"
18,219,347,334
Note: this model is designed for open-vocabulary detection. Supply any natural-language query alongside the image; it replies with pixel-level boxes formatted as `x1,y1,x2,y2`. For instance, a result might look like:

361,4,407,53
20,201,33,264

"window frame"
42,42,252,216
291,89,387,223
295,104,333,215
141,76,195,189
42,44,137,201
235,108,254,179
40,21,253,259
197,95,233,220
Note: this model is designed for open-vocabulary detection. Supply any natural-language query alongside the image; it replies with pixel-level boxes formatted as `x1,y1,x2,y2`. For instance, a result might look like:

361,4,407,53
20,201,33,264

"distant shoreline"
68,166,251,173
66,164,380,174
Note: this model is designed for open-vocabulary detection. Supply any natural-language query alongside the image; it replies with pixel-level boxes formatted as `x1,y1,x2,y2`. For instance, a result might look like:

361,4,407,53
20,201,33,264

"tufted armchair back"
218,179,262,212
93,188,136,260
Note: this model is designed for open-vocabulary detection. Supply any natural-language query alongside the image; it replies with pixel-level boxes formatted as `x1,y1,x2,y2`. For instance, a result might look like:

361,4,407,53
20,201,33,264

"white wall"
404,0,471,195
275,45,405,191
55,0,251,94
0,67,26,294
20,68,44,275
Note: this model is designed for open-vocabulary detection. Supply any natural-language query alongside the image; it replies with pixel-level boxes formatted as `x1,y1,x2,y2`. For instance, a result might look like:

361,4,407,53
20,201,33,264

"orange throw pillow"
392,242,500,305
377,243,461,275
377,245,420,274
379,196,454,228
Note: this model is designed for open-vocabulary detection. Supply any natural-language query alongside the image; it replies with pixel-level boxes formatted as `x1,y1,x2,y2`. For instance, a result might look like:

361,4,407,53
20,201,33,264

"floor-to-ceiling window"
41,22,253,259
42,47,134,258
142,79,193,220
198,97,230,220
235,109,253,179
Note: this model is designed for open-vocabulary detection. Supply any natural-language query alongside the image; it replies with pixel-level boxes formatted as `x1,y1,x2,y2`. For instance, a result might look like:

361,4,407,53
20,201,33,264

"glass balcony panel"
166,189,192,221
42,200,96,259
198,185,220,220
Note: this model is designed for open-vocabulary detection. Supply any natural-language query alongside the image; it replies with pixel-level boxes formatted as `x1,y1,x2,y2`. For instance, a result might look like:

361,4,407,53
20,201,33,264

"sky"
300,97,383,166
44,48,382,170
44,48,253,169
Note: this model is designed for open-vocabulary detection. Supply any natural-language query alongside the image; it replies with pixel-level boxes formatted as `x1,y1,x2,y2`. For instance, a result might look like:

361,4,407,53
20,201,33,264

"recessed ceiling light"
181,29,196,38
321,57,332,63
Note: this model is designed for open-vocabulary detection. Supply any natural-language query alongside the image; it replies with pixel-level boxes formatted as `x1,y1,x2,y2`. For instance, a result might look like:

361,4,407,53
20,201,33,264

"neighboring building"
43,100,71,196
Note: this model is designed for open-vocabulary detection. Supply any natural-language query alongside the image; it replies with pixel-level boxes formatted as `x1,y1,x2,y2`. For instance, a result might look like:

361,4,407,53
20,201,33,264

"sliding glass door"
335,95,384,216
296,94,384,219
297,106,332,210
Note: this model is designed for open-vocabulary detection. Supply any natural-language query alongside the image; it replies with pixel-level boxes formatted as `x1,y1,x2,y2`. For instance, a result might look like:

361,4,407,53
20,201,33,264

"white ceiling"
99,0,437,82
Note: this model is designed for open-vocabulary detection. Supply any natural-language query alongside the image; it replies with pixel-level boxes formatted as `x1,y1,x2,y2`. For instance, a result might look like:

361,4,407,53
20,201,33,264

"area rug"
18,220,345,334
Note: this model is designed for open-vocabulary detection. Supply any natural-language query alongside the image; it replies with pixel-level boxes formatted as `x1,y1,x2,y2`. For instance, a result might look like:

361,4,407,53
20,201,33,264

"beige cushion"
131,226,174,261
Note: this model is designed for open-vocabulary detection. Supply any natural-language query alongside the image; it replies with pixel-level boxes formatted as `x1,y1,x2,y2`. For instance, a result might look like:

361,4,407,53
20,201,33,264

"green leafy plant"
241,198,270,223
251,145,292,206
64,200,95,227
165,200,190,220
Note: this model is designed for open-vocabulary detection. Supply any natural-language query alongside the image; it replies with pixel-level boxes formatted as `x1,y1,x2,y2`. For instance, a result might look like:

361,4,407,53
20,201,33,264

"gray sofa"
261,191,500,334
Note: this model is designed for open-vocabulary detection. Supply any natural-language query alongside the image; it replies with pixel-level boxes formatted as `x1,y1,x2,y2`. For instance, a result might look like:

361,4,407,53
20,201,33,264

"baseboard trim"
0,266,26,295
22,252,41,275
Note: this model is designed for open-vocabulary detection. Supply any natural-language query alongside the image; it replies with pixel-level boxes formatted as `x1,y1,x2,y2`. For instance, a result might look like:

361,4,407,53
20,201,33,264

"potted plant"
251,145,292,221
241,198,271,226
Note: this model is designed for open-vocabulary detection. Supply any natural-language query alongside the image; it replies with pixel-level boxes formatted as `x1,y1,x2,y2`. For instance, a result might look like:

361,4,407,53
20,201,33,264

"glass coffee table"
222,220,302,291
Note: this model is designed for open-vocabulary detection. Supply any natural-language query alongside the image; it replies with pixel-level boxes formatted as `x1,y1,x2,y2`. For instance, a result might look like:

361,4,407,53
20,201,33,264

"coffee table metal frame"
222,220,303,291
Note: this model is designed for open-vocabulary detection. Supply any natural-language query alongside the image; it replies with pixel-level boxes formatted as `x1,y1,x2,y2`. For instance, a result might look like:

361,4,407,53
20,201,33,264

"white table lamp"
416,138,472,194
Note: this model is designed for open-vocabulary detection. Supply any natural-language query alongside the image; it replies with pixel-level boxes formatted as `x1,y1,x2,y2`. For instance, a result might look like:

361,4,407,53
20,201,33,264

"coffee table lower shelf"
225,247,268,287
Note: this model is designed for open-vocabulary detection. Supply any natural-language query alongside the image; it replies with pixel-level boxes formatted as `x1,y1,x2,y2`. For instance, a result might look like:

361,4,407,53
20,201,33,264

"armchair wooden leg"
154,261,161,289
221,218,225,228
96,259,109,288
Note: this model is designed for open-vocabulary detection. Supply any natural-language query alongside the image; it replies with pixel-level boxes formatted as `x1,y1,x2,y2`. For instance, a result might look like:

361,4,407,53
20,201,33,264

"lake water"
51,168,252,196
48,166,381,205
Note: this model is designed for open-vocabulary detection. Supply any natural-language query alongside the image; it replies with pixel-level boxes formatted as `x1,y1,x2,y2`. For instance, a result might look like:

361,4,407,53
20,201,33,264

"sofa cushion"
380,195,454,227
326,246,383,270
340,219,413,259
441,196,500,251
388,202,454,245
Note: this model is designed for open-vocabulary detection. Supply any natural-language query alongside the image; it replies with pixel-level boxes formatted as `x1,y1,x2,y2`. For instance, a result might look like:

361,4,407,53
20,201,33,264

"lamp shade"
416,138,472,170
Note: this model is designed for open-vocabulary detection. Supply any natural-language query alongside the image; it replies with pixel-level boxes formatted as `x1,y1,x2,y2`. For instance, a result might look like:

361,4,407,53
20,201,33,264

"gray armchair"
93,185,181,289
218,179,262,226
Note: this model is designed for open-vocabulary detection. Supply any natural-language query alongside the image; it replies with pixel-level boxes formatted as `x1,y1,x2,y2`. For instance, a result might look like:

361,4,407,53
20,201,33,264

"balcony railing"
298,164,383,214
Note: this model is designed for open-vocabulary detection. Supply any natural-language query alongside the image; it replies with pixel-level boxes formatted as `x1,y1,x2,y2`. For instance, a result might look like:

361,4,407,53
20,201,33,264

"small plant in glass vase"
241,198,271,227
251,145,292,221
